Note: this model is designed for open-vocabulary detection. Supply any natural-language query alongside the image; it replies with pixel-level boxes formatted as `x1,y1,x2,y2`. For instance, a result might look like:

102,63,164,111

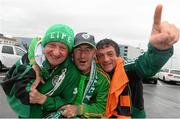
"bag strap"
17,65,32,80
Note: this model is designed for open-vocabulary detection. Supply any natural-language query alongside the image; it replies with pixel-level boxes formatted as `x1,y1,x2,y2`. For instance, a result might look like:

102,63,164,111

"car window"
161,69,169,73
2,46,14,54
170,70,180,75
15,47,26,56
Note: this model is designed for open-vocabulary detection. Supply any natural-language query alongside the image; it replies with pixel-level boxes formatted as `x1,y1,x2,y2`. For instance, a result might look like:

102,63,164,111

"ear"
71,53,74,61
92,49,96,58
94,56,98,63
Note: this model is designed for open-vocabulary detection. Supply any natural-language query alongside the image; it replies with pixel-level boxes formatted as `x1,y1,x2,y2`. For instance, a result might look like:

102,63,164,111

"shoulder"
96,66,110,84
66,58,80,75
124,58,135,66
67,58,76,69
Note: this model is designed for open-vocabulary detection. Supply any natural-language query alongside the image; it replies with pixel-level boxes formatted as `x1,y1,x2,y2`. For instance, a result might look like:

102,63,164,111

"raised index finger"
153,4,163,27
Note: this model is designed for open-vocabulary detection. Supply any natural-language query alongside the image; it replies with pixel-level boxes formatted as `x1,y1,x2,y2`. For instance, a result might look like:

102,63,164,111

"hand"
29,88,47,104
31,76,45,90
150,4,179,50
61,105,78,118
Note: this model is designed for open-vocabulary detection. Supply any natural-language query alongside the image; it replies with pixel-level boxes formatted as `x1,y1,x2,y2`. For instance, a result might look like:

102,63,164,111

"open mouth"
79,60,86,64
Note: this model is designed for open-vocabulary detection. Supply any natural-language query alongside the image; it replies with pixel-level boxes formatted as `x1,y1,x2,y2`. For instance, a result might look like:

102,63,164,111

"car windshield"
170,70,180,75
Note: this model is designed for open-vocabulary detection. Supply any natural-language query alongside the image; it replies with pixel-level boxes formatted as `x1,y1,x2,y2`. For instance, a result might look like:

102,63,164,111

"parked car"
158,68,180,83
142,73,158,84
0,44,27,70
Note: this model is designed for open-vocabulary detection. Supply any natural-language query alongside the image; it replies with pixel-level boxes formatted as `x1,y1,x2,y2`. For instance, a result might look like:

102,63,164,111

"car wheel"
154,79,157,84
163,76,166,81
0,61,2,71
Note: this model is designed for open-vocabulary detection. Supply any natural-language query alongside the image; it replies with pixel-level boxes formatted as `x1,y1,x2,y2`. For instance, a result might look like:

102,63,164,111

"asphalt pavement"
1,71,180,118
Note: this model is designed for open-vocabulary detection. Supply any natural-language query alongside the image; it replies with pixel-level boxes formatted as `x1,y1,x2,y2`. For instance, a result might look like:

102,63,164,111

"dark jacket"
113,44,173,118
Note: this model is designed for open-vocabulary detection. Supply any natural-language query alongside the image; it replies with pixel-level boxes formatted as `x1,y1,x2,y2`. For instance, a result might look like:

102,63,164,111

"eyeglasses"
74,47,93,54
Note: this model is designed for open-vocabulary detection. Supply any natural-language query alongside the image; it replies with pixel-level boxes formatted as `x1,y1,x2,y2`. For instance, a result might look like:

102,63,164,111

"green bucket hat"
42,24,74,52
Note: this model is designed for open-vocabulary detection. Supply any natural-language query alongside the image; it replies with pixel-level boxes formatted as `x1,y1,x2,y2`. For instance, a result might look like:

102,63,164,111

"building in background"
119,44,179,71
119,44,144,60
0,33,32,51
0,33,16,45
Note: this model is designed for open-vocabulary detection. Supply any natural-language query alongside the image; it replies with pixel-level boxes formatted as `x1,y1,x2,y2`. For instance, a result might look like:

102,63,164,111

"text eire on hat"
42,24,74,52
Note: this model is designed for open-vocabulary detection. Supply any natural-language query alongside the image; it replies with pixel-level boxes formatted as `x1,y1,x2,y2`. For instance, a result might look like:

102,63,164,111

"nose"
53,48,60,56
79,51,86,58
103,54,110,62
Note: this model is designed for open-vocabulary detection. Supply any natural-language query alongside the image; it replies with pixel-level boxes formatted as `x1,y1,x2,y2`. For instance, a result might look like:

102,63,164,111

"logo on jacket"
73,87,78,94
52,75,60,86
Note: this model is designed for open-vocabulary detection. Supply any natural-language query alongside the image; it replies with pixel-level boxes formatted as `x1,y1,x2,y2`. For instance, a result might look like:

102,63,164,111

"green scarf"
75,60,98,104
82,60,98,103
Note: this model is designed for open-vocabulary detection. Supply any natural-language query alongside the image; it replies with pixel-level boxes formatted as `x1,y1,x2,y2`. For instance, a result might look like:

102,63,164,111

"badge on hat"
82,33,90,40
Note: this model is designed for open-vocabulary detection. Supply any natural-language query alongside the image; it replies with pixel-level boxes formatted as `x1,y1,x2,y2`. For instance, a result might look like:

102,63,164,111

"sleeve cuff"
148,43,173,53
77,104,84,116
30,59,37,65
42,96,52,109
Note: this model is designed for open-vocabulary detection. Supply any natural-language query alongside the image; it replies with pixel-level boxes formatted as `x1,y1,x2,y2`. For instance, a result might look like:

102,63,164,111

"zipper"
127,84,132,115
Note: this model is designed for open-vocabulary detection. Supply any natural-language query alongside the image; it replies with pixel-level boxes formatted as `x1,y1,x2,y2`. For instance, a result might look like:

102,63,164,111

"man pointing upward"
150,4,179,50
96,4,179,118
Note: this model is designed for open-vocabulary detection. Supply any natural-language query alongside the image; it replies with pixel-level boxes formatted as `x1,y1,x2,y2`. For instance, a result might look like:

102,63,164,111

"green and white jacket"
1,40,80,118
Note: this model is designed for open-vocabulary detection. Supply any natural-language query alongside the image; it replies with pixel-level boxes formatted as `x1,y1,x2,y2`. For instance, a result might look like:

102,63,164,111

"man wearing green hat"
1,24,80,118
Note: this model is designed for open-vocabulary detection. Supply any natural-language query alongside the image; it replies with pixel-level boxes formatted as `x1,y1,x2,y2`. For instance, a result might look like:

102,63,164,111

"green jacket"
28,37,39,64
1,41,80,118
109,43,173,118
28,37,81,117
75,62,110,118
39,57,80,117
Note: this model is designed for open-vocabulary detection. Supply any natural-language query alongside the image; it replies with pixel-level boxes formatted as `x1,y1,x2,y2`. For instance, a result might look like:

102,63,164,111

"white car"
158,68,180,83
0,44,27,70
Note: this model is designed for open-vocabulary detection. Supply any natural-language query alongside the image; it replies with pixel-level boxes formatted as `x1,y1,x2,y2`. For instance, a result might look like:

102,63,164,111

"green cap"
42,24,74,52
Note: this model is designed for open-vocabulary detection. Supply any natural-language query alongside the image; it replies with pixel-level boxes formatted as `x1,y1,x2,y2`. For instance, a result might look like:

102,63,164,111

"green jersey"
75,61,110,118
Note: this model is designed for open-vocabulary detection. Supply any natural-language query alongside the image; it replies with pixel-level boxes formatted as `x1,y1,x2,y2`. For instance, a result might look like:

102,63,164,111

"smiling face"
44,42,68,67
73,44,96,74
96,45,118,73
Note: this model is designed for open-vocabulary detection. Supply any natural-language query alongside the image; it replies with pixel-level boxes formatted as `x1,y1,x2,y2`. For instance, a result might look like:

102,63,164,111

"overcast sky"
0,0,180,68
